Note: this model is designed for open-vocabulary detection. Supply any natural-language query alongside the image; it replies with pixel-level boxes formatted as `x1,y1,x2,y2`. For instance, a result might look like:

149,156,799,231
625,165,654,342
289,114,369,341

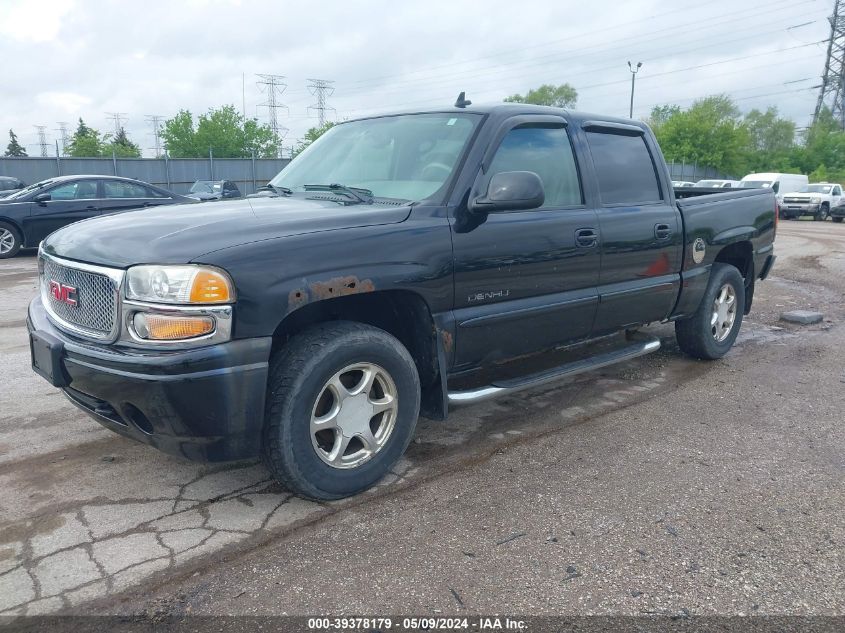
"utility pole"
145,115,165,158
34,125,49,157
627,61,643,119
55,122,70,156
256,74,289,152
307,78,336,127
105,112,127,137
814,0,845,127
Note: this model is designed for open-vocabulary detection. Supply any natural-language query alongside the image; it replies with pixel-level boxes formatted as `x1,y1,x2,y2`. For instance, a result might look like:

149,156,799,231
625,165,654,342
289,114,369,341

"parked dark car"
28,103,776,500
0,176,25,198
0,175,194,258
187,180,241,201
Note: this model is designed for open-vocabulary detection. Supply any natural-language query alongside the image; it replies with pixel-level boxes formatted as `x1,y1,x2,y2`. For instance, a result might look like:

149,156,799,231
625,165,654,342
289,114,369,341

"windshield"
4,179,52,200
695,180,721,187
803,184,832,193
270,112,481,202
190,181,221,193
740,181,772,189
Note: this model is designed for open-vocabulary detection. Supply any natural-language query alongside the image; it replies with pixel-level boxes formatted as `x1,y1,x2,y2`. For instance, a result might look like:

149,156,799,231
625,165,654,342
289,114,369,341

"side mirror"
471,171,545,213
34,192,51,204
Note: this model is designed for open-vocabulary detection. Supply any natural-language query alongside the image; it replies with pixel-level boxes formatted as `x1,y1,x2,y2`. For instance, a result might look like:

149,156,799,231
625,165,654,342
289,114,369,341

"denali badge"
692,238,706,264
49,280,78,306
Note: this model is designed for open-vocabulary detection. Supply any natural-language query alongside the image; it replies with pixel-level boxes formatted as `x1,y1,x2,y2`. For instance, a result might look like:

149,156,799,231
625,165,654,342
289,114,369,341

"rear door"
580,123,682,335
101,180,163,215
451,115,600,369
24,178,102,243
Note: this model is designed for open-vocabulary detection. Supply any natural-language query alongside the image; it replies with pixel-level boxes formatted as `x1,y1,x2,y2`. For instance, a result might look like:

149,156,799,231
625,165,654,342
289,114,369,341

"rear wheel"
0,222,21,259
833,217,843,223
675,263,745,360
262,321,420,500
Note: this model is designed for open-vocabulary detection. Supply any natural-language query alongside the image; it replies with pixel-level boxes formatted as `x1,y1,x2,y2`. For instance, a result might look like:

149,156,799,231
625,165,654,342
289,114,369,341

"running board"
447,334,661,406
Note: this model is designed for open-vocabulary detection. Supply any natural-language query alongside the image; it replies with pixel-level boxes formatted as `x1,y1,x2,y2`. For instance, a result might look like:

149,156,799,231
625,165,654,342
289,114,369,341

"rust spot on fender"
289,276,376,309
440,328,453,353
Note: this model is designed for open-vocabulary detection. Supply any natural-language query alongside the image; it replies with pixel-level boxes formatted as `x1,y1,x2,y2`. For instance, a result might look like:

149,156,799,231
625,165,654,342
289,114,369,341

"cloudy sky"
0,0,833,157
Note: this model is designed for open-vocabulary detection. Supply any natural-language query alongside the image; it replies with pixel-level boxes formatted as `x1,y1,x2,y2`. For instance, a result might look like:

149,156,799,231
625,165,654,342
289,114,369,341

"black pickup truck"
27,102,777,499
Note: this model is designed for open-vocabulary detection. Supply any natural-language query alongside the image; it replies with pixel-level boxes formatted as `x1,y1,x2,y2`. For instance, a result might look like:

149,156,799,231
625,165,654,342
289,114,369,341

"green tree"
291,122,336,158
4,129,27,157
504,83,578,108
161,106,279,158
650,95,750,175
67,118,106,157
743,107,795,171
104,127,141,158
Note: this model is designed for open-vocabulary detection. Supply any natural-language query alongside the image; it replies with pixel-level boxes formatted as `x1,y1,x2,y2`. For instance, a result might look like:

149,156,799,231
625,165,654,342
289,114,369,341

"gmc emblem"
49,280,78,306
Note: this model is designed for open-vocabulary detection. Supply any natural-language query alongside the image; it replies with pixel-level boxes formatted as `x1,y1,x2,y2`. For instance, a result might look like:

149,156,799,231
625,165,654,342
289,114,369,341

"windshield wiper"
303,183,374,204
260,184,292,196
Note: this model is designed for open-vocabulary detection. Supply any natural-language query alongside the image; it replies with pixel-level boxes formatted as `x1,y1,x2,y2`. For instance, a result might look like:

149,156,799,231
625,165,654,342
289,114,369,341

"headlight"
810,197,822,204
125,265,235,304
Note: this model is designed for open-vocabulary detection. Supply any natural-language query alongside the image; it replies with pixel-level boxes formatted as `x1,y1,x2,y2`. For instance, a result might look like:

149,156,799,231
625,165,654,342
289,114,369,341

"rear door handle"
85,205,97,210
654,223,672,240
575,228,598,248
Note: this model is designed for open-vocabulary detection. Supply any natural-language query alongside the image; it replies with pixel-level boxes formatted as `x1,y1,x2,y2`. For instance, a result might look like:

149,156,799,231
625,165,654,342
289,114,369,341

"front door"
580,124,683,335
451,117,600,370
24,179,102,244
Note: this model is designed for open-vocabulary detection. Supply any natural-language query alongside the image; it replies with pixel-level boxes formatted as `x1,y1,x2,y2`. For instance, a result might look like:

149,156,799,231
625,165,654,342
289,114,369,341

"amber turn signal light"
189,270,233,303
133,313,215,340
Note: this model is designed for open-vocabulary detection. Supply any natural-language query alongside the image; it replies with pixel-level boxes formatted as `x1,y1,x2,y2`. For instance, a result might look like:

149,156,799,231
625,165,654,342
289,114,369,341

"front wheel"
0,222,22,259
262,321,420,500
833,217,843,223
675,263,745,360
816,204,829,221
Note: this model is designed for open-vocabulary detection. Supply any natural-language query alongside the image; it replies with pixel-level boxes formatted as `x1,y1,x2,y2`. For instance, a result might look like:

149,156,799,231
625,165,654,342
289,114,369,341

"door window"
834,186,842,196
48,180,99,200
104,181,149,198
586,131,662,205
486,125,582,208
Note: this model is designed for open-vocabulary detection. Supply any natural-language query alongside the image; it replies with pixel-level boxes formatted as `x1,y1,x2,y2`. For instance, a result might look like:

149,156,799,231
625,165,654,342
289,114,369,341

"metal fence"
667,160,737,183
0,156,291,196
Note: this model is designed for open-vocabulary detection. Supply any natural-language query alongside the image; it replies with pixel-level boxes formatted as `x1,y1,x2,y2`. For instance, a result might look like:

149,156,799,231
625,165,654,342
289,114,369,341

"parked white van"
740,173,808,203
694,179,741,188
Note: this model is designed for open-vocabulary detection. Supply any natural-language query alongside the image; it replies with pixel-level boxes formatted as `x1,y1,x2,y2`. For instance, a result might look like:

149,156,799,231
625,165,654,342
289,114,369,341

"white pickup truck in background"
780,182,843,221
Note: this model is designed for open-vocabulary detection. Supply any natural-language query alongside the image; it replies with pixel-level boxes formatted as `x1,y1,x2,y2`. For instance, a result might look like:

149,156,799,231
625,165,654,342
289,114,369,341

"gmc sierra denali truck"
27,102,777,500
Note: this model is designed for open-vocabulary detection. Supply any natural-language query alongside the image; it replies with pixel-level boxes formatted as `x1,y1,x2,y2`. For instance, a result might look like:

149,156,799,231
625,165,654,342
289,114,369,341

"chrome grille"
782,197,808,204
40,256,120,339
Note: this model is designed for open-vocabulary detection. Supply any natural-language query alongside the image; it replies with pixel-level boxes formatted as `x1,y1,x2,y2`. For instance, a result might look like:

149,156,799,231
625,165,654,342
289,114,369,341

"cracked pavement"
1,221,843,616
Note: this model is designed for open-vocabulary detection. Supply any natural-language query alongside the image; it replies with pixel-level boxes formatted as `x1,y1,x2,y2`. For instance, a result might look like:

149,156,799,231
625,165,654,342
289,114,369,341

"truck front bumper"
780,203,820,218
27,296,272,462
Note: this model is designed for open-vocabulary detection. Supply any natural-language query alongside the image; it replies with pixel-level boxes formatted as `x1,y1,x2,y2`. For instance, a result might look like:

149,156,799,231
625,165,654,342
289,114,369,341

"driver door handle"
575,228,598,248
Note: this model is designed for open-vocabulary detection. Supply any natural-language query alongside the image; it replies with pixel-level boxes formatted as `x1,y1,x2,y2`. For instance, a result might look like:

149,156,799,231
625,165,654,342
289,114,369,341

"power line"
307,78,335,127
814,0,845,126
105,112,127,137
34,125,49,157
55,122,69,156
256,74,289,149
145,115,165,158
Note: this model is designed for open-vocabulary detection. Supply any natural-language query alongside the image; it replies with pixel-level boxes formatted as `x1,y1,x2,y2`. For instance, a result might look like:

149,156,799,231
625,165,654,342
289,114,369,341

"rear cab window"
585,128,663,205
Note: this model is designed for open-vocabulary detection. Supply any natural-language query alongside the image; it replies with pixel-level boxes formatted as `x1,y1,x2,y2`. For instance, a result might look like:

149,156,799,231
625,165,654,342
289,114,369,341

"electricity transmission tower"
105,112,127,136
256,74,289,146
55,122,70,155
34,125,49,157
145,115,165,157
307,78,336,127
814,0,845,127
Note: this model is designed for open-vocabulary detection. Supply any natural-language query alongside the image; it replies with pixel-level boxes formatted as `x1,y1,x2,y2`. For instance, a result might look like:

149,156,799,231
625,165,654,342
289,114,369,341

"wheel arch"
713,240,755,314
271,289,448,420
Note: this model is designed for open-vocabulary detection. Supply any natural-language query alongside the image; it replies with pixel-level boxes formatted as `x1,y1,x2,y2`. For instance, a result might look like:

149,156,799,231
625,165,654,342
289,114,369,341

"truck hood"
42,196,413,268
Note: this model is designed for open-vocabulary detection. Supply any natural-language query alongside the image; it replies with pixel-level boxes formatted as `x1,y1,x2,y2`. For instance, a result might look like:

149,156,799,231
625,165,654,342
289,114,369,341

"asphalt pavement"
0,221,843,618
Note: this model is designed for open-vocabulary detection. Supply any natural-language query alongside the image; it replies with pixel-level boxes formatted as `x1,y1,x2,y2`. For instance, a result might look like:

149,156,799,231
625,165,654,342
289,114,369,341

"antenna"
454,91,472,108
307,78,336,127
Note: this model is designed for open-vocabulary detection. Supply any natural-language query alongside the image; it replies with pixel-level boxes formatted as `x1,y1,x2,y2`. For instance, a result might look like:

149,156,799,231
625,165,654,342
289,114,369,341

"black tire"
816,204,829,221
833,217,843,223
262,321,420,500
0,221,22,259
675,263,745,360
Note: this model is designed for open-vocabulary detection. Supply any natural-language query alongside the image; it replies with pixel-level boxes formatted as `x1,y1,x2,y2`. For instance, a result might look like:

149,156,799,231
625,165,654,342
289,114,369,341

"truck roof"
348,102,650,131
